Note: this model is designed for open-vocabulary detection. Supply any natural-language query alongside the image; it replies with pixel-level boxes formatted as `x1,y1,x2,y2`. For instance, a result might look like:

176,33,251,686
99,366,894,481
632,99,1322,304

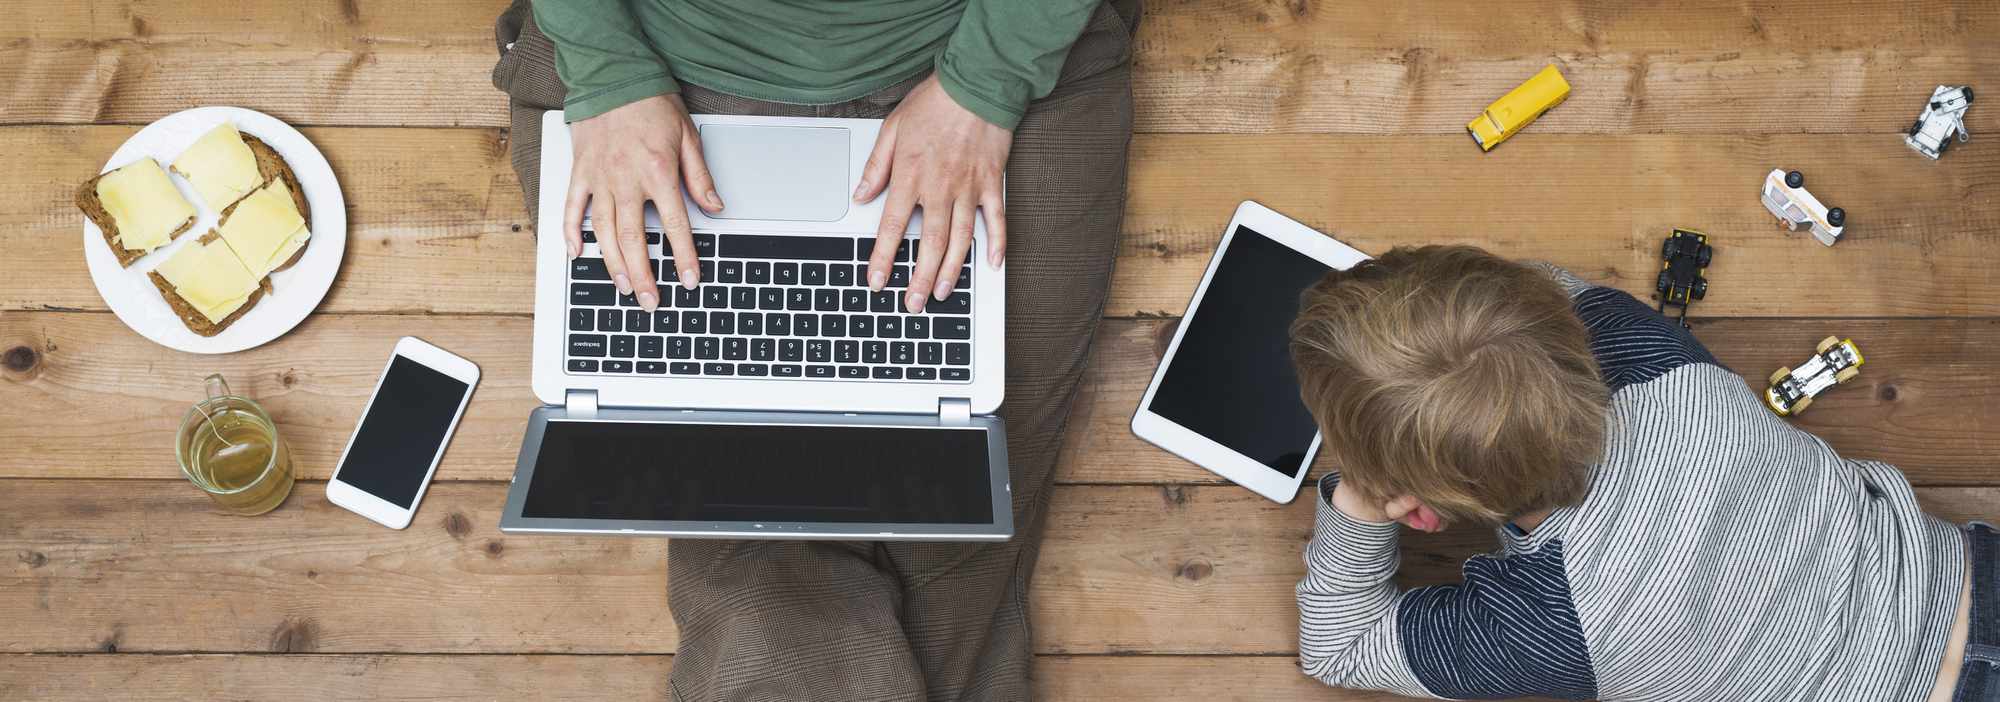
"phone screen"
335,356,472,508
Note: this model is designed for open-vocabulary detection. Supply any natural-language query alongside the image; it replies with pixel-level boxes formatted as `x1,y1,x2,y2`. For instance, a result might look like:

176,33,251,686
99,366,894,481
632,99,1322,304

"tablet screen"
1148,226,1328,476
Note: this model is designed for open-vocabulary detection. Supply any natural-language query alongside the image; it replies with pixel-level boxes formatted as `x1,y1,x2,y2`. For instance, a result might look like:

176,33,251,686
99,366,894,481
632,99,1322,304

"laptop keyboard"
566,230,975,383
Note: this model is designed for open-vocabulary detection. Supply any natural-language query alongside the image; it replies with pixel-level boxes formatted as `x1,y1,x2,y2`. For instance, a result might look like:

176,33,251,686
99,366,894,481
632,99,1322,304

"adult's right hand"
565,94,724,312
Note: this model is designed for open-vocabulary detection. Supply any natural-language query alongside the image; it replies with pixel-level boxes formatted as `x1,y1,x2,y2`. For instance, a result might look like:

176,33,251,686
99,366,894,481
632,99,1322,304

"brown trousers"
492,3,1138,700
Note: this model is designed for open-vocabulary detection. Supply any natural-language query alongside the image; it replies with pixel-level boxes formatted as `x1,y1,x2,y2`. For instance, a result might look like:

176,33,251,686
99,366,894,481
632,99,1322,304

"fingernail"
614,274,631,295
638,290,658,310
681,269,698,290
907,292,925,312
852,181,868,202
706,190,723,210
868,270,887,290
934,280,952,300
987,247,1003,270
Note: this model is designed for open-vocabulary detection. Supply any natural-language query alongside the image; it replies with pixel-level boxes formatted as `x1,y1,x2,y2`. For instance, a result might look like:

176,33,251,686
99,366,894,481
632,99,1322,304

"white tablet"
1131,201,1370,503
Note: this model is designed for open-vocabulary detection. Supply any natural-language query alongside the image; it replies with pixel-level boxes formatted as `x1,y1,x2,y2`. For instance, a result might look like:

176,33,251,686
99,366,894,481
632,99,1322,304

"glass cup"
176,374,295,515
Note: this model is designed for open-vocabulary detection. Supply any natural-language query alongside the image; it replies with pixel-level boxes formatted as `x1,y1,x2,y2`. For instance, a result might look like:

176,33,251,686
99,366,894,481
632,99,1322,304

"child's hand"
1331,482,1447,533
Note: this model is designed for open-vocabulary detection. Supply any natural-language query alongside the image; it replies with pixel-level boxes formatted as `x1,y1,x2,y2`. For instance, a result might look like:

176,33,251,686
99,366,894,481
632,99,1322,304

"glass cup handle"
205,373,231,402
199,374,236,448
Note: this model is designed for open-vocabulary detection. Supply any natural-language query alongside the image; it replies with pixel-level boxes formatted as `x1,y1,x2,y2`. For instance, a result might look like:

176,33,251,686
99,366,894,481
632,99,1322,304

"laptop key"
836,340,860,364
864,341,887,364
872,367,903,380
815,289,840,311
774,262,799,285
870,291,896,313
807,339,831,363
603,360,634,373
787,288,812,311
581,230,596,244
570,257,609,281
720,234,852,261
667,336,692,359
802,263,826,286
671,362,700,375
795,314,819,337
626,309,650,333
597,309,622,332
711,311,735,335
682,311,707,334
572,283,615,306
639,336,664,358
807,365,836,378
878,316,902,339
907,367,937,380
611,336,636,358
570,334,608,357
919,342,942,365
889,265,910,289
674,286,700,309
659,261,678,283
947,343,971,366
957,267,971,290
752,338,775,361
942,368,971,381
842,289,868,312
746,261,771,284
780,339,803,362
935,318,971,339
618,291,640,308
891,342,915,365
905,317,929,339
731,286,756,309
738,363,769,377
570,309,594,331
567,359,599,373
759,287,784,310
693,233,717,257
849,315,874,338
767,313,791,336
655,310,679,333
829,264,854,287
704,362,734,376
638,361,667,374
774,364,803,378
839,366,869,379
854,238,873,261
702,286,728,309
723,338,747,360
718,260,743,283
696,337,720,360
699,259,715,282
734,312,758,335
822,314,846,337
928,292,971,315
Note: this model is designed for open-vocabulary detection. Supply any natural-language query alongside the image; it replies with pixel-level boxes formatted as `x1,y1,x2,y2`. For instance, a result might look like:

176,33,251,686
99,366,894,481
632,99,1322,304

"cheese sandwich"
77,158,199,267
149,231,272,337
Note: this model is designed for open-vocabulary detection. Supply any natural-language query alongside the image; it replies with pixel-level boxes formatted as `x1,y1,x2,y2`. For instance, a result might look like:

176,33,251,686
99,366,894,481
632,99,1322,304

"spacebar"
718,234,852,261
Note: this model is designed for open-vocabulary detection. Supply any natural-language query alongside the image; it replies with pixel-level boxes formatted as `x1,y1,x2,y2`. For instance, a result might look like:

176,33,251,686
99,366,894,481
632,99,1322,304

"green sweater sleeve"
934,0,1101,130
531,0,681,122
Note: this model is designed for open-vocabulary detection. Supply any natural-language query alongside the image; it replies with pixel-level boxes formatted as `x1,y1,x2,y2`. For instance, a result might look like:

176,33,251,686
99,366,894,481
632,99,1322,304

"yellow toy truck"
1468,65,1571,151
1765,337,1864,417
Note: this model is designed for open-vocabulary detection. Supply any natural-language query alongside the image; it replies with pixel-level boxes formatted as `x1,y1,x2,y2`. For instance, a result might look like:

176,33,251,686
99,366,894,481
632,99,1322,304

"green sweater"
532,0,1101,130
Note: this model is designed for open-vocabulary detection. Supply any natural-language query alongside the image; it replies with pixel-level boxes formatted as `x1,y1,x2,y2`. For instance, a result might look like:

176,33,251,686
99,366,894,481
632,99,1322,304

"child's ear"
1399,503,1447,532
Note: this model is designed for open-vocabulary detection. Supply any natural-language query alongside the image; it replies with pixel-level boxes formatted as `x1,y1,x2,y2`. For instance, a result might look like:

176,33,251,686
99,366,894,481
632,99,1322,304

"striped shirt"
1297,266,1966,701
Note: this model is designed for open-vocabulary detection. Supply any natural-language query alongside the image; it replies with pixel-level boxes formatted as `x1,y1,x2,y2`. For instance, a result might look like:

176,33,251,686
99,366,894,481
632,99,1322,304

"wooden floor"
3,1,1997,699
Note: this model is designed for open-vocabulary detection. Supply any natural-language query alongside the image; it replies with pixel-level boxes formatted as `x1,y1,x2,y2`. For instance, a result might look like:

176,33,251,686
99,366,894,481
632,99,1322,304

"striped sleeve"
1571,286,1721,392
1297,475,1435,697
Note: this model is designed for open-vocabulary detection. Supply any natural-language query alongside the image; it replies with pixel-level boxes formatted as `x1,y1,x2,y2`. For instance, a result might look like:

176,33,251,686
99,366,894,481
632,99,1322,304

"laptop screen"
521,420,994,524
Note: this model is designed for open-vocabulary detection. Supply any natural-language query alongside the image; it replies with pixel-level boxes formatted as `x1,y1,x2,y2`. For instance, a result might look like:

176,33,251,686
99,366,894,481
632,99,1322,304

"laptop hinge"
565,389,599,419
938,398,972,426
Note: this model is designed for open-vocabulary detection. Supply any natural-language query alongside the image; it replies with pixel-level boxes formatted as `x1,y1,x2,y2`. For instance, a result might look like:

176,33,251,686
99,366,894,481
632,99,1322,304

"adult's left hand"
854,74,1012,313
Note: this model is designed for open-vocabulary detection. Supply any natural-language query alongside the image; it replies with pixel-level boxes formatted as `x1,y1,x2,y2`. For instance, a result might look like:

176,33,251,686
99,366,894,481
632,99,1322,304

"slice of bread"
148,232,273,337
77,168,196,268
237,134,312,273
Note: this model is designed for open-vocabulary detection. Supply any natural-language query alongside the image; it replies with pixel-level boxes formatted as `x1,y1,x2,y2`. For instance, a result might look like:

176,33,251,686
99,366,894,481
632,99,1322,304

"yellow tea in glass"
176,374,295,515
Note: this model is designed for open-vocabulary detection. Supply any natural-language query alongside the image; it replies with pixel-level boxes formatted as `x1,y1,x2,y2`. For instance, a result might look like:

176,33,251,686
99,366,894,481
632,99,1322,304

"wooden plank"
0,654,671,701
1061,317,2000,486
7,127,2000,318
6,313,1999,485
4,2,1995,134
2,479,1993,655
0,653,1448,702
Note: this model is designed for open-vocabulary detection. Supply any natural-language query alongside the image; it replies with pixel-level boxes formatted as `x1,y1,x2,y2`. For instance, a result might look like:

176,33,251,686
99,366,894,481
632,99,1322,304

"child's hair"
1290,245,1608,524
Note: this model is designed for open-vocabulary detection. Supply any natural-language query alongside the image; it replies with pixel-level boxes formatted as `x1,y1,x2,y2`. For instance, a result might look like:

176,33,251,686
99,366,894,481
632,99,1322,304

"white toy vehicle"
1905,85,1972,160
1760,169,1846,246
1764,336,1864,417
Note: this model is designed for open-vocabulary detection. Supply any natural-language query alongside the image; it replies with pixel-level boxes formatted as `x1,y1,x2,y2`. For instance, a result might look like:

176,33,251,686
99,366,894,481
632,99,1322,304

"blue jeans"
1955,523,2000,702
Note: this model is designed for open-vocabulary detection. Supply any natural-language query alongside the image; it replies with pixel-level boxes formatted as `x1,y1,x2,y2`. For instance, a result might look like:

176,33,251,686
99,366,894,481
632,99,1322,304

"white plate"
83,106,346,354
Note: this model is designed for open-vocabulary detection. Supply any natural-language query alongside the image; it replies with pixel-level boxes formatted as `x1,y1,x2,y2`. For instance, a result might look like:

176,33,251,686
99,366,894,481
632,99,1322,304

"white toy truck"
1905,85,1972,160
1760,169,1846,246
1764,336,1864,417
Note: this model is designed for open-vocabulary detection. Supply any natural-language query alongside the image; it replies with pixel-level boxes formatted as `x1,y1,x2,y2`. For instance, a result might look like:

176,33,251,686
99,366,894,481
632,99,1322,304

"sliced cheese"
96,158,196,252
156,236,262,324
215,177,310,278
172,123,263,210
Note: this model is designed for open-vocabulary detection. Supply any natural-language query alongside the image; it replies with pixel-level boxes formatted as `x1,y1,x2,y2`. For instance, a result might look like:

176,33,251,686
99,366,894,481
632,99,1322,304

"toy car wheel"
1965,87,1974,103
1692,279,1708,300
1696,244,1713,268
1827,208,1846,228
1785,170,1805,189
1817,336,1840,354
1656,270,1671,295
1938,138,1951,154
1662,237,1676,259
1791,395,1812,414
1769,367,1791,386
1835,367,1860,384
1910,120,1926,137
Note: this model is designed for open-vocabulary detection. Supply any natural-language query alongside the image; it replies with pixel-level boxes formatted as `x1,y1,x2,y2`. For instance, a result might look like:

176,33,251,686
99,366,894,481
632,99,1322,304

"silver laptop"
500,111,1011,541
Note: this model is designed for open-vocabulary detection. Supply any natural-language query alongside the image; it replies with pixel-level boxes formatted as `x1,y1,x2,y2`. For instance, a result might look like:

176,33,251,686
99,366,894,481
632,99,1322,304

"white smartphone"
1131,201,1370,503
326,336,480,529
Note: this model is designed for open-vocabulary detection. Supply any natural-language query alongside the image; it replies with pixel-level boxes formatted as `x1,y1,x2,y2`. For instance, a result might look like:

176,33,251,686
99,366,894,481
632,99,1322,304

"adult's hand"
854,74,1011,313
565,94,724,312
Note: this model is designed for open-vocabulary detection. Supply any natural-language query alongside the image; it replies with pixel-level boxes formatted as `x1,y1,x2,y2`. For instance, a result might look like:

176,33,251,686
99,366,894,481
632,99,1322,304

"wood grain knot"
484,539,505,558
1160,486,1188,509
3,345,38,373
1177,559,1214,581
99,625,124,653
18,550,47,568
1878,385,1899,402
270,617,319,653
442,512,472,539
511,224,523,233
279,369,299,388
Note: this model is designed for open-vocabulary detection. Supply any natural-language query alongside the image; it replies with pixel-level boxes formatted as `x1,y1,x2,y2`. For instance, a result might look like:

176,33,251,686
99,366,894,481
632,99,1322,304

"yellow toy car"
1468,64,1571,151
1765,337,1864,417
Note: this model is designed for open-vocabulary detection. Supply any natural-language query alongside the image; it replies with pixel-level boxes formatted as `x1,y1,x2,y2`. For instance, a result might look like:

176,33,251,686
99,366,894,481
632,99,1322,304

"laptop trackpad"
698,125,849,222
